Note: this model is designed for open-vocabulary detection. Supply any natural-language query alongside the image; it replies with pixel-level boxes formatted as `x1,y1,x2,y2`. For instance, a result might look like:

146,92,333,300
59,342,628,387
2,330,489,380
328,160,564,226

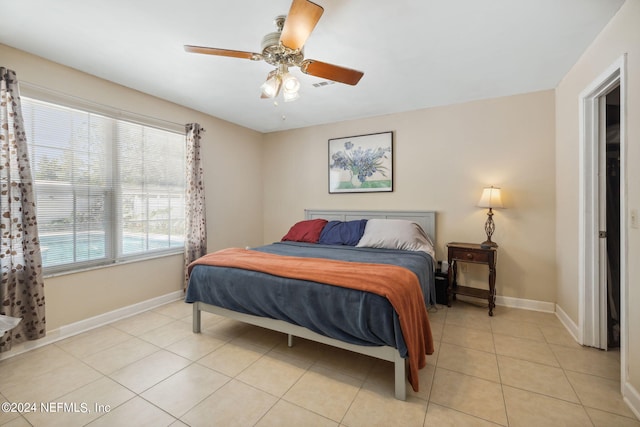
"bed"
185,209,437,400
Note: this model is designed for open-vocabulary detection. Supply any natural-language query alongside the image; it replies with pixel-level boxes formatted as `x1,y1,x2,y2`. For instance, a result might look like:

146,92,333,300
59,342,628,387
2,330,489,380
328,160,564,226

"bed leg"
193,302,202,333
394,352,407,401
287,334,293,347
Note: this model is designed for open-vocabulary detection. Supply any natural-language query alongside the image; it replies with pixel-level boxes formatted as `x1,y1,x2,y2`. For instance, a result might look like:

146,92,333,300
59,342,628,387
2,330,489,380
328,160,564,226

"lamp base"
480,240,498,249
482,209,498,249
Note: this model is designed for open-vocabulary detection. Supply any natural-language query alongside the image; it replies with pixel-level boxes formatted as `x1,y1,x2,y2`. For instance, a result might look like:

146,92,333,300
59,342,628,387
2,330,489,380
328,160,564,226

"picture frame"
328,131,393,193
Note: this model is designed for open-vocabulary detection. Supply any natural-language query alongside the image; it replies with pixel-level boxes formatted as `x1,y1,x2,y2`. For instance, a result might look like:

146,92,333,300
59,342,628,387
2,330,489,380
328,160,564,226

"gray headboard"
305,209,436,243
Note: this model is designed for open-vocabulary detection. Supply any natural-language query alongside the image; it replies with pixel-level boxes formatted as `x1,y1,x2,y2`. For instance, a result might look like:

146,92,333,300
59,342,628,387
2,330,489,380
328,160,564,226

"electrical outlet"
632,209,639,229
461,263,468,273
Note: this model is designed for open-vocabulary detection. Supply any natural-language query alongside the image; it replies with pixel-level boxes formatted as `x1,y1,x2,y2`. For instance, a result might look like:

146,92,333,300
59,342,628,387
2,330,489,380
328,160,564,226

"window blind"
21,97,185,273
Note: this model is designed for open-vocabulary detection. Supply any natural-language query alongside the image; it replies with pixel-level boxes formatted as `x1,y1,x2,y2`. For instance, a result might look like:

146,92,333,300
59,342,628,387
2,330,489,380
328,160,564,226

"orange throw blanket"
188,248,434,392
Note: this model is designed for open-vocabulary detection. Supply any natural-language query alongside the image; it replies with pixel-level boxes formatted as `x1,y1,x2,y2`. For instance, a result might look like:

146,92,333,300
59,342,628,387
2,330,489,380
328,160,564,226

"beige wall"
263,90,557,303
0,44,264,331
555,0,640,395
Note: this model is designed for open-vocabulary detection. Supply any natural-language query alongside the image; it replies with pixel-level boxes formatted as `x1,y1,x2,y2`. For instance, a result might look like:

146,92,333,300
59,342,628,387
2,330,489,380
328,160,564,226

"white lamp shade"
283,90,300,102
260,71,282,99
282,72,300,102
477,186,504,209
282,73,300,93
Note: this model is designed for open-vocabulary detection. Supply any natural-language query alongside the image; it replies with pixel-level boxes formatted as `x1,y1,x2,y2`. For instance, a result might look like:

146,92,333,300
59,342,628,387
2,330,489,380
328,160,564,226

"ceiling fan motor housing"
261,15,304,67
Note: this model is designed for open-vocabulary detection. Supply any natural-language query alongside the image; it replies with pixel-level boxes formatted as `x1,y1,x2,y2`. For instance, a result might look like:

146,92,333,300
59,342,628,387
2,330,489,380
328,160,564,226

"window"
21,97,185,273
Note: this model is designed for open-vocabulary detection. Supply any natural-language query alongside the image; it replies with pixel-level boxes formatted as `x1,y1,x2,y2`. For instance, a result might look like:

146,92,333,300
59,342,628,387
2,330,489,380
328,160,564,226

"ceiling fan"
184,0,364,102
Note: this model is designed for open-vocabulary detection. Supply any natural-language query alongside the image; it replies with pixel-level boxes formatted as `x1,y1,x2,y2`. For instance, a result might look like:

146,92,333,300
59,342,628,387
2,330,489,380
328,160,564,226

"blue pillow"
318,219,368,246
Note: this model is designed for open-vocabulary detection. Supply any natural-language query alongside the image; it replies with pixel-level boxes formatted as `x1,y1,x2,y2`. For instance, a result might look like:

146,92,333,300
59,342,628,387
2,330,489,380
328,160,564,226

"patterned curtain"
0,68,46,352
184,123,207,290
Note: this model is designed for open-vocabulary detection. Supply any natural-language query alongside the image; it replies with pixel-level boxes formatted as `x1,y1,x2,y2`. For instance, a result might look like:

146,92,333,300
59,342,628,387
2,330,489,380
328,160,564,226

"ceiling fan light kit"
184,0,364,102
259,64,301,102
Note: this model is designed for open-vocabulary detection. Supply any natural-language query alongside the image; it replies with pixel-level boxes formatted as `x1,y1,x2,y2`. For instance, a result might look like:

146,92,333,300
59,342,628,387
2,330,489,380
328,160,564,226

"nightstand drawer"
452,250,490,263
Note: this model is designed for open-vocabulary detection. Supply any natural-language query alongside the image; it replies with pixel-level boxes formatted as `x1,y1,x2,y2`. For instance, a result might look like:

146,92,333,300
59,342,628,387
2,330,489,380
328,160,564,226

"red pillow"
281,219,328,243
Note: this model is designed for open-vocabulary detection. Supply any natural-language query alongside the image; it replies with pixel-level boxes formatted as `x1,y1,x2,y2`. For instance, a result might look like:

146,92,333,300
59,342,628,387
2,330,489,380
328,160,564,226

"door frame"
578,53,627,372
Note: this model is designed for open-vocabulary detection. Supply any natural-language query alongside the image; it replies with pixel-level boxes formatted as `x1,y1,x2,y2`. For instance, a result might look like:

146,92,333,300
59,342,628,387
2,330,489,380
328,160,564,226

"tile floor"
1,300,638,426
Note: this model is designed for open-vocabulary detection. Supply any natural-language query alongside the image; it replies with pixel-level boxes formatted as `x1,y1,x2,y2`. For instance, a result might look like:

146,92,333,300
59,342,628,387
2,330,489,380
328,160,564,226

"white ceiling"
0,0,625,133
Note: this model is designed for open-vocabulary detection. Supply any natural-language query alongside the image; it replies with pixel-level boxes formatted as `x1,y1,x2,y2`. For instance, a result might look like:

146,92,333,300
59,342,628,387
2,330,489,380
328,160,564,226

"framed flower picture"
328,131,393,193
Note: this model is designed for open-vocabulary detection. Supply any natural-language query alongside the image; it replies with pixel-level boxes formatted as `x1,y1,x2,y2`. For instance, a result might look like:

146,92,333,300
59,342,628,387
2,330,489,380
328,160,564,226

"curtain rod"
20,80,190,130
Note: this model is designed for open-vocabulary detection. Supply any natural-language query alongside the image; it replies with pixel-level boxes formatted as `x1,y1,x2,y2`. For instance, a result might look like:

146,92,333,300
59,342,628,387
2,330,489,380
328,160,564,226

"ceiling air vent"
312,81,336,88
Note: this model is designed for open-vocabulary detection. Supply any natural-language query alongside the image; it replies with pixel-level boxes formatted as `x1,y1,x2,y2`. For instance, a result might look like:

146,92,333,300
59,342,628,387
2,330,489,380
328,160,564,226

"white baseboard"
0,290,183,361
623,380,640,420
554,304,580,343
495,295,556,313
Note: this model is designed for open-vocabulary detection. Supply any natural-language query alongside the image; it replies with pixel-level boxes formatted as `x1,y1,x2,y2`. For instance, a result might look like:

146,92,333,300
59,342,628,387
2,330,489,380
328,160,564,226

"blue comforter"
185,242,434,357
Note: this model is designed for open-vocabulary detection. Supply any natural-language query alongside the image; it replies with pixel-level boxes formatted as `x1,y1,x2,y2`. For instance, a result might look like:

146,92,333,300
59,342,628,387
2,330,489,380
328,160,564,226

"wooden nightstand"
447,242,498,316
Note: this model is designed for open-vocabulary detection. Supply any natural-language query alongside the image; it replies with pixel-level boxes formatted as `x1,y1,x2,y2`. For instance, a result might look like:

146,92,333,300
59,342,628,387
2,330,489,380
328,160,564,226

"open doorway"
605,86,620,349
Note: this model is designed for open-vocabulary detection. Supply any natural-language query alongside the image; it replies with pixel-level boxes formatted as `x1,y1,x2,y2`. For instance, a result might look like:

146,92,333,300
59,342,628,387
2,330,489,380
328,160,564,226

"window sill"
43,250,184,279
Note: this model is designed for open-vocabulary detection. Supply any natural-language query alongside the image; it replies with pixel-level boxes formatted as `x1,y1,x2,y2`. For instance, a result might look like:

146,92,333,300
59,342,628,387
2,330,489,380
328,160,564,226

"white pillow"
356,219,435,260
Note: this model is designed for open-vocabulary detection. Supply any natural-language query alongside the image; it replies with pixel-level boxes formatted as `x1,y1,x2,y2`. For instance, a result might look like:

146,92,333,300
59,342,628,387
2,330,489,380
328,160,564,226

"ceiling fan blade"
184,45,262,61
280,0,324,50
300,60,364,86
